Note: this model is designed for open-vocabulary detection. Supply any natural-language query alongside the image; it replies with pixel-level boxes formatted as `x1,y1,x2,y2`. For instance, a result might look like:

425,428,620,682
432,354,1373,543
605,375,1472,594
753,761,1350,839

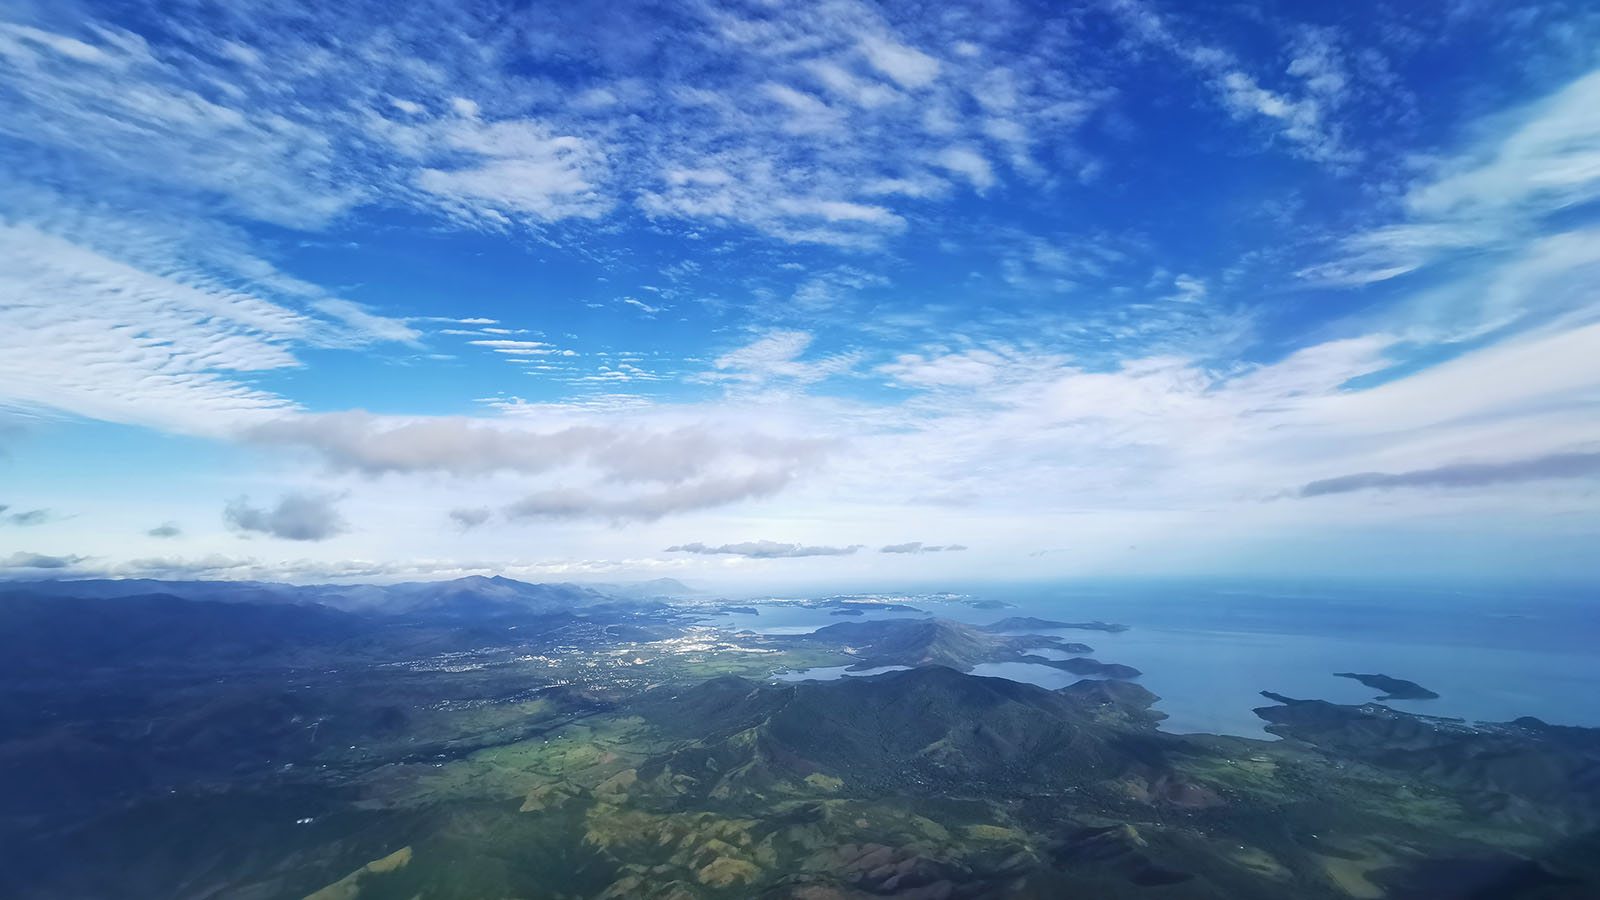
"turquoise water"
704,579,1600,739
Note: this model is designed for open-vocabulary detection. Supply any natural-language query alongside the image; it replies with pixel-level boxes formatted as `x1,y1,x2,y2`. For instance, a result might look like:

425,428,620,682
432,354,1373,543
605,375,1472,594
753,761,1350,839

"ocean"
701,578,1600,739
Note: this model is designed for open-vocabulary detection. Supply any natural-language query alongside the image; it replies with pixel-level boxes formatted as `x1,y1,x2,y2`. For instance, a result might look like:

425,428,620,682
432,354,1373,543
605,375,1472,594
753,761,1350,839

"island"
773,618,1139,678
1333,671,1440,700
1023,655,1143,679
981,616,1131,633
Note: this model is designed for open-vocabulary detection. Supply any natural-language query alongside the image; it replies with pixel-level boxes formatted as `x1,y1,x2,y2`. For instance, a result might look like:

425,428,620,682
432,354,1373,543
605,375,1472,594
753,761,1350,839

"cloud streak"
666,540,862,558
0,504,51,526
1302,68,1600,302
879,542,968,553
1300,451,1600,497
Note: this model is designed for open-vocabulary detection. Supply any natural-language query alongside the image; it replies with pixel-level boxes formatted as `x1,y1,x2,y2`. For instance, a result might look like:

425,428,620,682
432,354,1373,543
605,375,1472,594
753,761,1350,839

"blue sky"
1,0,1598,586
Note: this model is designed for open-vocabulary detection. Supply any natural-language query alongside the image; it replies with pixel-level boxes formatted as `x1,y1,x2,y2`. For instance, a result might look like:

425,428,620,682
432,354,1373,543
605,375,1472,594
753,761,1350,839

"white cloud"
313,299,421,344
936,146,996,191
0,222,299,434
0,20,360,228
775,198,905,228
1106,0,1355,164
707,331,859,384
0,210,425,435
1286,28,1350,103
1217,72,1333,157
763,82,845,134
1300,67,1600,355
1409,69,1600,221
1308,67,1600,291
806,59,900,108
620,297,663,315
880,348,1015,388
416,120,610,223
469,340,551,349
1298,222,1500,286
858,35,940,88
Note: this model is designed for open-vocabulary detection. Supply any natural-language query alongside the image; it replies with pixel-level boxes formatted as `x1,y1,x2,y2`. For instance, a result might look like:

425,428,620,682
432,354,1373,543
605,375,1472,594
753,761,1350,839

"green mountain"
779,617,1117,674
3,583,1597,900
982,616,1131,633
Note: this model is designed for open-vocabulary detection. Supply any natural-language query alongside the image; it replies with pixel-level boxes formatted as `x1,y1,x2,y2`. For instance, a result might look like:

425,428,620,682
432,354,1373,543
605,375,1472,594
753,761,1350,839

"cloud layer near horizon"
1300,451,1600,497
665,541,863,559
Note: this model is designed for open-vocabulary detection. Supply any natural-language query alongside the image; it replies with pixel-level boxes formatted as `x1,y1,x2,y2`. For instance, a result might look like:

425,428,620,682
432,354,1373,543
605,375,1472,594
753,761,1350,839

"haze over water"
712,578,1600,738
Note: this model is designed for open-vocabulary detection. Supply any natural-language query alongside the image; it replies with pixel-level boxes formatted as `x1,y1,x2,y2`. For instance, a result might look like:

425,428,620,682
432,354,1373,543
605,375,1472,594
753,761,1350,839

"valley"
0,577,1595,899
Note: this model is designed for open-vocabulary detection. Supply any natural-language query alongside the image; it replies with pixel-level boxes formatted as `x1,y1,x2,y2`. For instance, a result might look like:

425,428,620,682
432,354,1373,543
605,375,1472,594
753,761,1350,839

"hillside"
782,617,1116,673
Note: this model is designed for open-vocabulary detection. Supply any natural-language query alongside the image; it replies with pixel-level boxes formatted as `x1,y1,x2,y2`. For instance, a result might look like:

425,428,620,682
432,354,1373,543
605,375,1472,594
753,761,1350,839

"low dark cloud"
247,412,828,483
880,542,968,554
449,507,492,529
506,470,796,523
666,540,863,558
224,492,347,541
1,551,85,569
147,521,183,538
1300,451,1600,497
0,505,52,526
248,413,827,522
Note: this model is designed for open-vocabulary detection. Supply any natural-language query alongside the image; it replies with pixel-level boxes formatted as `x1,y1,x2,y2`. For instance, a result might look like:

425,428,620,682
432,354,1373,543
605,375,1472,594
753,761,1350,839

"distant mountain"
0,578,314,604
348,575,621,618
982,616,1130,633
0,574,663,619
0,576,669,674
0,592,365,672
580,578,696,599
779,617,1135,677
